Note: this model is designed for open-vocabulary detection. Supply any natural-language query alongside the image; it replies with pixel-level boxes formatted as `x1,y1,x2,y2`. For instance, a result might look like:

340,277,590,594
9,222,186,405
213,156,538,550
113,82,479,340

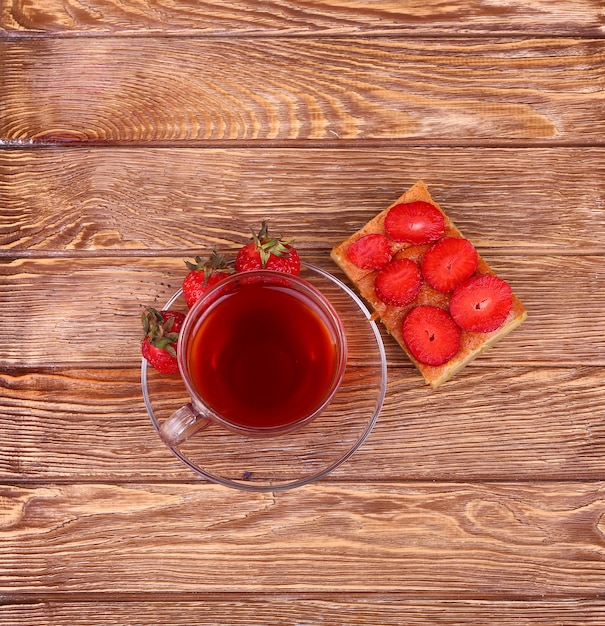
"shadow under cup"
160,270,348,445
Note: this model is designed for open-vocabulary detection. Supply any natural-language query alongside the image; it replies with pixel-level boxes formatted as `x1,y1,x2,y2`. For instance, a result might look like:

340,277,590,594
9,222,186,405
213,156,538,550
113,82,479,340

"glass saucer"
141,263,387,492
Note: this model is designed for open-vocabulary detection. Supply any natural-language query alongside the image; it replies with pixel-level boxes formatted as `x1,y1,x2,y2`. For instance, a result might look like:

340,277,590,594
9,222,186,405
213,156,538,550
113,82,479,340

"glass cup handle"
160,403,212,447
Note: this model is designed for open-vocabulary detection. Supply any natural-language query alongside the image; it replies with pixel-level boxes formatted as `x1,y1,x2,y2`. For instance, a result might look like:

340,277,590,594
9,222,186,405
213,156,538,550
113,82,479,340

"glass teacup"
160,269,348,446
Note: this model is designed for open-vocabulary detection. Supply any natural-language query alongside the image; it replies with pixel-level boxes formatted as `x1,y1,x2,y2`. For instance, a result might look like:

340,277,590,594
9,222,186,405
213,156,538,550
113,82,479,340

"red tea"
187,280,340,430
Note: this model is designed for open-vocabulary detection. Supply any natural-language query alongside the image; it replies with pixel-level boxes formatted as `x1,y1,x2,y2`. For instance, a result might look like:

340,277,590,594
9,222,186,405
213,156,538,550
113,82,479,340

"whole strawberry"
141,307,185,374
235,221,300,275
183,249,234,308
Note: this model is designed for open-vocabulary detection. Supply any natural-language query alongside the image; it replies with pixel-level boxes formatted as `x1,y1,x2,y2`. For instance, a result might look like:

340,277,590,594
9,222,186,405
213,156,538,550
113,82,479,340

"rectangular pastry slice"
331,181,527,388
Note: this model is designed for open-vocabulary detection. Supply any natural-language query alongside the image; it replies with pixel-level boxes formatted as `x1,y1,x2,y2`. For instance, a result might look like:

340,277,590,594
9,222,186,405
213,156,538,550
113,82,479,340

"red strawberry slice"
421,237,478,293
385,201,445,244
449,274,513,333
346,233,391,270
375,258,422,306
402,305,461,366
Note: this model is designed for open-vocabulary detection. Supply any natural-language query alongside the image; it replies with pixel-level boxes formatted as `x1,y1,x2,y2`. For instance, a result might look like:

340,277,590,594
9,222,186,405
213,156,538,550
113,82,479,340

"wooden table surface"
1,1,604,623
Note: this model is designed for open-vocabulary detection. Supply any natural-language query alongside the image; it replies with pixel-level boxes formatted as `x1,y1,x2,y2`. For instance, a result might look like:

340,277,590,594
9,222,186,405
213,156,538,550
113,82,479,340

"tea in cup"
160,270,347,445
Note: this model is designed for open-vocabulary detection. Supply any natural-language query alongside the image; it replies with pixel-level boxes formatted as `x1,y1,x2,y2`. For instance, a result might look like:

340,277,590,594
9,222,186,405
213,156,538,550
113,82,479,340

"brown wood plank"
1,38,603,144
2,598,605,625
2,0,604,36
1,147,604,253
2,481,605,595
1,0,602,618
0,255,602,367
2,366,605,482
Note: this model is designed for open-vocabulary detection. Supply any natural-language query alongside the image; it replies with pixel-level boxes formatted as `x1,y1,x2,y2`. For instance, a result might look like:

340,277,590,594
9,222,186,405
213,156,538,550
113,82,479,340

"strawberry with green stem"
235,221,301,275
141,307,185,375
183,249,234,308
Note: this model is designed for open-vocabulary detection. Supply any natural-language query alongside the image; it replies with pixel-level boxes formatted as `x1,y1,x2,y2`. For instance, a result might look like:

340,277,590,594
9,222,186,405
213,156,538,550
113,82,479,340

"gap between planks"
2,30,605,42
2,477,605,487
2,248,604,260
2,591,605,603
2,138,605,149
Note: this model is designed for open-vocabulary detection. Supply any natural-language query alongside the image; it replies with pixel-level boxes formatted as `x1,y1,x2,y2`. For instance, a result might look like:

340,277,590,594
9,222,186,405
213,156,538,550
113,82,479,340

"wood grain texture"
2,366,605,482
3,599,605,625
1,147,604,254
2,0,605,620
2,482,605,595
0,255,603,367
2,0,604,36
1,38,603,144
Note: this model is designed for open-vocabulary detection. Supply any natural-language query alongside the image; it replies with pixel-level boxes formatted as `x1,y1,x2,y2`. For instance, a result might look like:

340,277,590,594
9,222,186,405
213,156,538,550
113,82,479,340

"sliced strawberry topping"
402,305,461,366
375,258,422,306
346,233,391,270
421,237,478,293
385,201,445,244
450,274,513,333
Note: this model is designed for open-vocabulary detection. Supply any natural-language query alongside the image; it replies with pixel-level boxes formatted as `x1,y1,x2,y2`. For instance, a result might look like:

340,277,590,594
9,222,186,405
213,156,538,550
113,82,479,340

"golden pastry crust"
331,181,527,388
